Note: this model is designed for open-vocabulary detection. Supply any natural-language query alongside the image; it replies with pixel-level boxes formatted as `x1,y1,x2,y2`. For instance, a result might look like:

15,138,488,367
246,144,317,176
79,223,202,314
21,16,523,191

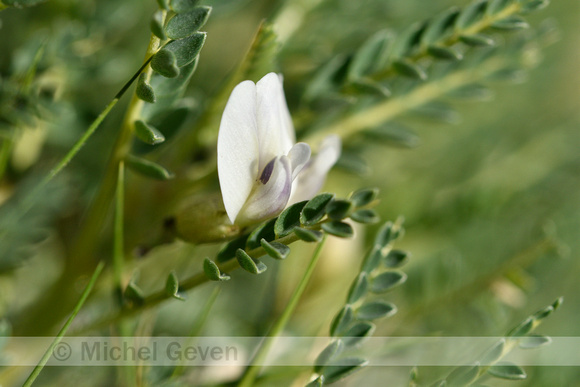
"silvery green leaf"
427,46,463,61
300,193,334,226
487,0,514,15
361,245,383,273
134,120,165,145
151,49,180,78
346,273,369,304
356,301,397,320
519,334,552,349
375,221,395,247
293,227,323,243
350,209,380,224
364,124,420,148
349,188,378,208
421,7,460,46
164,32,206,67
414,102,460,124
507,317,534,337
344,78,391,98
335,152,370,175
321,221,354,238
370,271,407,293
459,34,496,47
246,218,276,249
385,249,410,268
136,73,156,103
391,21,425,58
488,363,526,380
521,0,549,13
236,249,267,274
125,155,173,180
330,305,354,336
170,0,199,13
275,200,308,237
314,340,344,373
326,199,353,220
342,322,375,347
260,239,290,260
455,0,487,30
151,10,166,40
533,305,554,320
203,258,230,281
165,6,211,39
393,59,427,80
165,271,185,300
217,234,248,263
481,339,505,364
321,357,368,384
448,84,493,101
304,55,350,101
491,16,529,30
446,363,480,385
348,29,393,79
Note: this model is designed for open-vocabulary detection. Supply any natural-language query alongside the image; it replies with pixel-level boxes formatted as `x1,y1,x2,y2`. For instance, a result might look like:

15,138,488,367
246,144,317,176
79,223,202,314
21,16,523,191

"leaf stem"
113,161,125,299
22,261,105,387
370,2,522,81
238,235,327,387
68,24,165,264
171,286,221,378
13,19,166,337
304,56,507,145
76,222,327,334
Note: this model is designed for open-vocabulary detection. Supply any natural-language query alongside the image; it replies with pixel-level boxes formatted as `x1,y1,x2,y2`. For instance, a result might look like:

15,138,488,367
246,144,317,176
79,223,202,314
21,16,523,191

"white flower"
217,72,341,226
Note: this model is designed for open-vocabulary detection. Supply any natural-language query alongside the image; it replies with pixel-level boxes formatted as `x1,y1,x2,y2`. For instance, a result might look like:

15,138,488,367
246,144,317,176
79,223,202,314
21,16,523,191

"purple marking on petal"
259,157,276,184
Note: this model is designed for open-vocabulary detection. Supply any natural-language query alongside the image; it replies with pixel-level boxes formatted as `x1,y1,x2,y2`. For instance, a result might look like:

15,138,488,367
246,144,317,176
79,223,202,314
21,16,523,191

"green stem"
68,20,165,266
113,161,125,299
370,2,522,81
238,235,327,387
301,2,527,147
17,56,153,220
22,261,105,387
12,25,165,337
45,100,118,183
444,298,562,385
78,229,310,333
304,56,507,146
76,204,361,335
171,286,221,378
112,161,136,387
39,55,152,192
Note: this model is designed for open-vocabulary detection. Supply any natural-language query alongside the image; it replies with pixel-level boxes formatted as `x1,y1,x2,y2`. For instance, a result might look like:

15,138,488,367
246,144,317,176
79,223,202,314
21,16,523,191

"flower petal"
287,142,311,180
276,74,296,144
288,135,342,204
255,73,295,170
237,156,292,225
217,80,260,224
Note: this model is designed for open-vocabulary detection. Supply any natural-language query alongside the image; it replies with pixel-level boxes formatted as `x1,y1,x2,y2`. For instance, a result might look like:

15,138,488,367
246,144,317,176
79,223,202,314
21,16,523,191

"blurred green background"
0,0,579,386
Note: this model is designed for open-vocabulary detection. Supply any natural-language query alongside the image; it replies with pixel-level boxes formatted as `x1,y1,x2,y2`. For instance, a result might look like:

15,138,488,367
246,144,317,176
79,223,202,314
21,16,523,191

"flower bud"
173,193,240,244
